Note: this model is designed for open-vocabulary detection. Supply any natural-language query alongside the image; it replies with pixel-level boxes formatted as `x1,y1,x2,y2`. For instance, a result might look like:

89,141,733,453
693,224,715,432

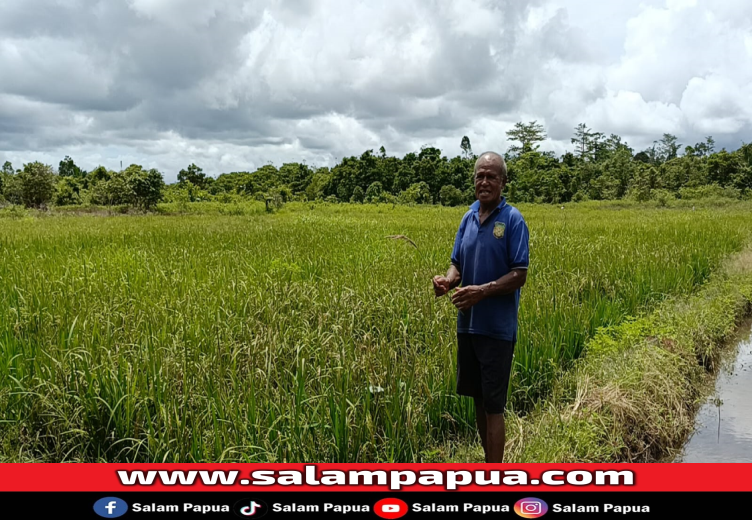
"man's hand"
451,285,485,311
432,275,452,297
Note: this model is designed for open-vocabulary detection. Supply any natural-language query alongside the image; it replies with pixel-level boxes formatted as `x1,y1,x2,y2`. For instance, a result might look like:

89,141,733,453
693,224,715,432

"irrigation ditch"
676,319,752,462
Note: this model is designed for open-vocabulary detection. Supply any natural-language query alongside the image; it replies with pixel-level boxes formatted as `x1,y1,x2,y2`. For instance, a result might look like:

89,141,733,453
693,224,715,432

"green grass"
1,202,751,462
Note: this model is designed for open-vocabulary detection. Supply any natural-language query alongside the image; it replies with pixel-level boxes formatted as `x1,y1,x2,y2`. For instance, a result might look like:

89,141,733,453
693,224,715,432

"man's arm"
450,268,527,310
479,268,527,297
446,263,462,289
435,213,468,297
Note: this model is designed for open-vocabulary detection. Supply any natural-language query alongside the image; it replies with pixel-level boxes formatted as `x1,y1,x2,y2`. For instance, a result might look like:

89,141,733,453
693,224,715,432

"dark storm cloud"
1,0,751,180
0,0,543,171
1,1,261,109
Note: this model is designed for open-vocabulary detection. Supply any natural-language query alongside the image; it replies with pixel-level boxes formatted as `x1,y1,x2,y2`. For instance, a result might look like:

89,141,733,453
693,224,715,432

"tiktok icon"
234,499,268,518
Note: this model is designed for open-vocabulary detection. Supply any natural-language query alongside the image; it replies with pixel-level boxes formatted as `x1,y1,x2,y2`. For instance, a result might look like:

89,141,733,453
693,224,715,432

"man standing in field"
433,151,529,463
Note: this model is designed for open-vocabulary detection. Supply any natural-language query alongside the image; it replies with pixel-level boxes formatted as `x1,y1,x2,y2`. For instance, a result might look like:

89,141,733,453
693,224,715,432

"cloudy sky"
1,0,751,181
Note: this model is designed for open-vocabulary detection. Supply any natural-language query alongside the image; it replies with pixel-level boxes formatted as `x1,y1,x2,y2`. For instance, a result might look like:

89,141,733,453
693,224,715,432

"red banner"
0,463,750,492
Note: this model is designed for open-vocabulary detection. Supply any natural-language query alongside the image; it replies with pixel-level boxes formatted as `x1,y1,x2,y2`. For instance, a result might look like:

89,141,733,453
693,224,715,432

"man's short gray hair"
474,151,507,182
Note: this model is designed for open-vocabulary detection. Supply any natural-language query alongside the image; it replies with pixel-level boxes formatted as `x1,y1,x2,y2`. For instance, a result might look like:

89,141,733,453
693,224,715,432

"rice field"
1,202,751,462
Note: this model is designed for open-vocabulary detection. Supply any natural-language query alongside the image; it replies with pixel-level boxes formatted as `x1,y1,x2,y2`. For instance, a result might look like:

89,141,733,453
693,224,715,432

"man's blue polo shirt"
450,197,529,341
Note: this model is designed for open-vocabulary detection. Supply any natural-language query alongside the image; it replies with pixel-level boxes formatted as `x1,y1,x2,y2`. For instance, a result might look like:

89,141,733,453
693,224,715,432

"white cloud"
680,75,752,134
583,90,684,137
126,0,241,27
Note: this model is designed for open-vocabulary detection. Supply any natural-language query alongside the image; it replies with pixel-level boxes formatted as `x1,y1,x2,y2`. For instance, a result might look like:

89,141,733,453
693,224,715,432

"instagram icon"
514,497,548,518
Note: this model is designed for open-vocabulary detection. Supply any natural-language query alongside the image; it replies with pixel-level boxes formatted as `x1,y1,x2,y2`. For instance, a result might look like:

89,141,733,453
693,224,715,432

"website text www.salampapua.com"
117,467,634,490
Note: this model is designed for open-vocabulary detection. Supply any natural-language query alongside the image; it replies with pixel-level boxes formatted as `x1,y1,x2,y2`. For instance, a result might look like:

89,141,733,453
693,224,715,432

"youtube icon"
374,498,408,519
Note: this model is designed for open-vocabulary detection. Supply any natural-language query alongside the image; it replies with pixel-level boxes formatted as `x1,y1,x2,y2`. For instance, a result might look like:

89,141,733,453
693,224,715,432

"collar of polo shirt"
470,197,507,222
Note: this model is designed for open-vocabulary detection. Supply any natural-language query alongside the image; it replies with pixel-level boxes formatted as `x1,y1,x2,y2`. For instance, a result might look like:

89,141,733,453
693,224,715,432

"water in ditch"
678,323,752,462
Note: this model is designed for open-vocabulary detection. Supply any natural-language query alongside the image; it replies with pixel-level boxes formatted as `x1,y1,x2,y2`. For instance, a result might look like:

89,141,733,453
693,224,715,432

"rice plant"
1,202,750,462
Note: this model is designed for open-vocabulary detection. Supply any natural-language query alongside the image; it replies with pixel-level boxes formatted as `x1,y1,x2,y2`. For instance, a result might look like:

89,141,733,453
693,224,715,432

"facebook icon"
93,497,128,518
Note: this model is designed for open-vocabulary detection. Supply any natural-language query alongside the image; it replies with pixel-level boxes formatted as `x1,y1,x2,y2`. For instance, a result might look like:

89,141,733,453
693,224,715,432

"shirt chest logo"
493,221,506,239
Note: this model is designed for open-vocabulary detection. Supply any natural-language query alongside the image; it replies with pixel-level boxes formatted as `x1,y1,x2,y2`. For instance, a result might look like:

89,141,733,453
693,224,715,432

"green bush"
215,191,244,204
571,190,589,202
53,179,81,206
277,185,293,203
365,182,383,202
439,185,464,206
350,186,365,203
376,192,397,204
90,173,132,206
128,167,165,210
264,188,285,213
88,166,164,210
19,162,56,208
651,189,675,207
678,184,740,200
399,182,431,204
1,174,22,205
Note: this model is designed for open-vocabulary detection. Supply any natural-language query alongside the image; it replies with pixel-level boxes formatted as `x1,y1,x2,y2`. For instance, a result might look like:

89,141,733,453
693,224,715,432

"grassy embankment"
1,202,751,462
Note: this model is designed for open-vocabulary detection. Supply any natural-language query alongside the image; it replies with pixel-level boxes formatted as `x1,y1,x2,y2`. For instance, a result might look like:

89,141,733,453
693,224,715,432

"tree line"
2,122,751,210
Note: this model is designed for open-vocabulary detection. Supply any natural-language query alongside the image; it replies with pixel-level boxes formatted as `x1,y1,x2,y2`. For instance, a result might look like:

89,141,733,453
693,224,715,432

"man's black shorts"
456,333,515,414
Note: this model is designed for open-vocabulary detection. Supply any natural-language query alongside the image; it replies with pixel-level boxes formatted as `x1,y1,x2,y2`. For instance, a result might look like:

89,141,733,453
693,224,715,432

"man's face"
475,161,504,204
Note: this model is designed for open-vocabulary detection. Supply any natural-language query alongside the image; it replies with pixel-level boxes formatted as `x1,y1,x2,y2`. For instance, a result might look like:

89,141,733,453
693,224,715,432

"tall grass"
1,202,751,462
